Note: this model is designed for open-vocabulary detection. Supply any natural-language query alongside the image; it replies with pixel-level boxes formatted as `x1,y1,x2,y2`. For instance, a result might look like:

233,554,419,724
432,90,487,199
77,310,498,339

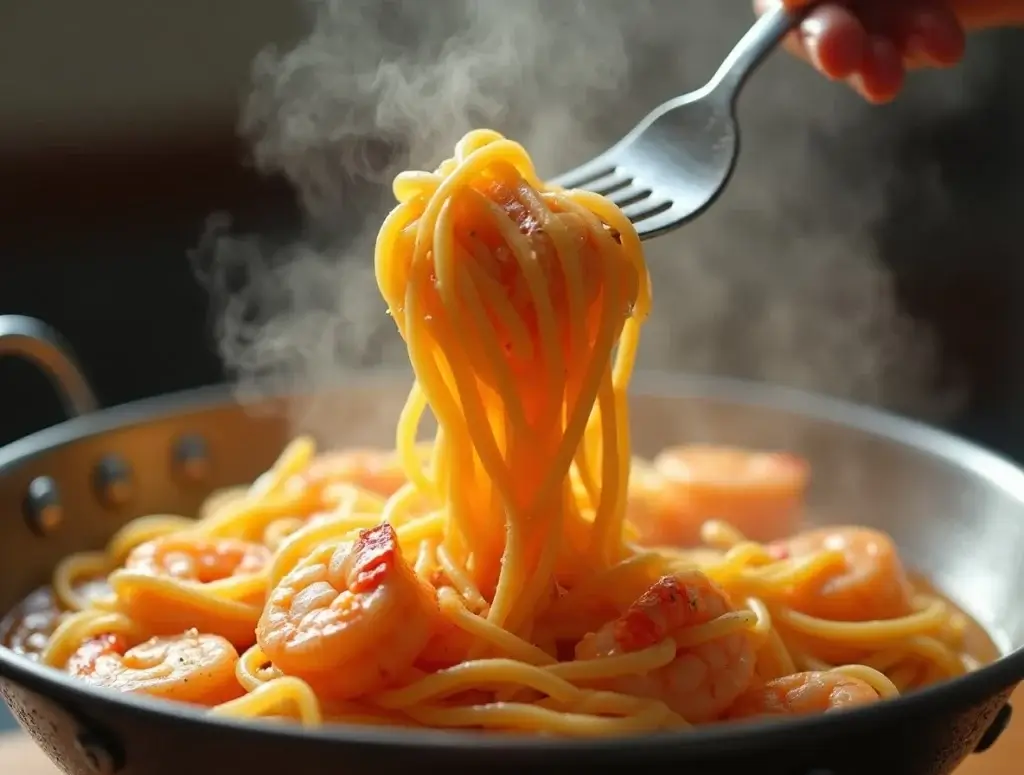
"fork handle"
706,3,818,107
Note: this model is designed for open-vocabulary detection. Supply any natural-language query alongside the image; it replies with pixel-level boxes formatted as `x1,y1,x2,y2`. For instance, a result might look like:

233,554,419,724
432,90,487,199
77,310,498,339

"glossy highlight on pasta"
0,130,987,736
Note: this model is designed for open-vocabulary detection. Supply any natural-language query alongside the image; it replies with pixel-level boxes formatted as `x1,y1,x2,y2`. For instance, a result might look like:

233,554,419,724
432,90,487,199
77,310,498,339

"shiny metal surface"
548,3,816,240
0,315,98,417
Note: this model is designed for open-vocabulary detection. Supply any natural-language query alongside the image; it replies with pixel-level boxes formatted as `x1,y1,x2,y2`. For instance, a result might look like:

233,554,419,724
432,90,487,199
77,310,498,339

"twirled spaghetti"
0,130,985,736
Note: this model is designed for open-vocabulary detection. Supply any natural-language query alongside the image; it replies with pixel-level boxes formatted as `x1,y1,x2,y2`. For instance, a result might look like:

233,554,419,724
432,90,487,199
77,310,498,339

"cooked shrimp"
66,630,242,706
110,536,271,647
575,570,757,722
727,670,880,719
124,535,270,582
630,446,808,547
257,523,439,699
770,526,915,621
297,448,417,499
416,617,475,670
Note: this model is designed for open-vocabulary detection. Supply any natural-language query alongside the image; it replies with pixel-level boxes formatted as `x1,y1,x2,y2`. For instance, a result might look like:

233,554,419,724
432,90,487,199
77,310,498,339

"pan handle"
975,701,1013,753
0,315,98,418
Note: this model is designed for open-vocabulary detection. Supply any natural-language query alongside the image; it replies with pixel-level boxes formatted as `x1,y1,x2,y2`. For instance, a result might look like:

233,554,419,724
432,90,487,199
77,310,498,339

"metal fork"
548,4,815,240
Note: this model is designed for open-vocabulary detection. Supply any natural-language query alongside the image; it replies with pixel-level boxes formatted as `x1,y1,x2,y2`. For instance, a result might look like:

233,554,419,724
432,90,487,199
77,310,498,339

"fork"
548,3,817,240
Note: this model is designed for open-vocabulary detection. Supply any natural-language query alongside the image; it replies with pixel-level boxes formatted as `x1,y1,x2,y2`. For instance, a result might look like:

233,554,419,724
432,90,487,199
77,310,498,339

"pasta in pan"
1,130,981,735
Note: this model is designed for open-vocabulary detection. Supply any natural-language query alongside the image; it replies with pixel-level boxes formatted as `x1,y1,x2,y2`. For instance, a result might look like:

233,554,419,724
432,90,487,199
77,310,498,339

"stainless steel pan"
0,315,1021,775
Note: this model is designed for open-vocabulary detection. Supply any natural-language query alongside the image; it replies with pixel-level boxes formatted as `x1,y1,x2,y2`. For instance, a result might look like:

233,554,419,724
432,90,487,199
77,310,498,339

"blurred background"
1,0,1023,730
0,1,306,446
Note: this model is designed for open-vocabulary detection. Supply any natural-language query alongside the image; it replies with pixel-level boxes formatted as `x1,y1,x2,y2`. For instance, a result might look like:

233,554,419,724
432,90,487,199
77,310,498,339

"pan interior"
1,375,1022,656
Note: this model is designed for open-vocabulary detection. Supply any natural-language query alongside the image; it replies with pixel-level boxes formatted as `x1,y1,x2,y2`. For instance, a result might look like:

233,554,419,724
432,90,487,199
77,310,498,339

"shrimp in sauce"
416,617,475,670
66,630,242,706
575,570,757,723
110,536,271,648
727,670,880,719
630,446,808,547
770,526,915,621
123,535,270,582
297,449,416,500
257,523,439,699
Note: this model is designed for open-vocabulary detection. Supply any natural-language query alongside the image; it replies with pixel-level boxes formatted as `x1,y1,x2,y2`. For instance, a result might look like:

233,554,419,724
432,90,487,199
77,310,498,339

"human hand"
754,0,1024,104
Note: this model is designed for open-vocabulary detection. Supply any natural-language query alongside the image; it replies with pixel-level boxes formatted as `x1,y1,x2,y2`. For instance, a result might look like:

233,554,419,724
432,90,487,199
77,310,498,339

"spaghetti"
1,130,981,736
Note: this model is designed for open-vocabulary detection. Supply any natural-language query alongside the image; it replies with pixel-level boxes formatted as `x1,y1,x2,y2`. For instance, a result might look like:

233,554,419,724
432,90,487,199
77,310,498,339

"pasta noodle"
0,130,984,736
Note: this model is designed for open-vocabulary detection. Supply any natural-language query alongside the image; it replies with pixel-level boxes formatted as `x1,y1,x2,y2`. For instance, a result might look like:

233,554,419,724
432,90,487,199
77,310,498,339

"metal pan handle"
0,315,98,419
975,701,1014,753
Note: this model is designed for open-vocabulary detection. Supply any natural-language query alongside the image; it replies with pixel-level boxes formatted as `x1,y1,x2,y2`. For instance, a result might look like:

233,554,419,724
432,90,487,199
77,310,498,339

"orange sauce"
0,586,63,661
0,576,110,661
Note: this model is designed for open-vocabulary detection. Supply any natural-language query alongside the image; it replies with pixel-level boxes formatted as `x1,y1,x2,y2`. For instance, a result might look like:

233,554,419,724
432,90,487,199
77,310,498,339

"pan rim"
1,371,1022,756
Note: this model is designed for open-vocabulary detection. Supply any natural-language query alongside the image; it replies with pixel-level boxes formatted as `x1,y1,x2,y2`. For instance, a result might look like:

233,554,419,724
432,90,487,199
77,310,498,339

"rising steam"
194,0,972,429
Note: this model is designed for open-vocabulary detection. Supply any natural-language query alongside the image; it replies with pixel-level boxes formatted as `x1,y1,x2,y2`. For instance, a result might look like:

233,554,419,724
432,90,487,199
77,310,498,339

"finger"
753,0,812,64
800,5,868,80
850,36,906,104
852,2,965,69
900,5,966,68
754,0,869,79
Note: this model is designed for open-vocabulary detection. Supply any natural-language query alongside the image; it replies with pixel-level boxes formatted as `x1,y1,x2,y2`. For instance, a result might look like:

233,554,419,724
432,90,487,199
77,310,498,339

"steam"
195,0,975,431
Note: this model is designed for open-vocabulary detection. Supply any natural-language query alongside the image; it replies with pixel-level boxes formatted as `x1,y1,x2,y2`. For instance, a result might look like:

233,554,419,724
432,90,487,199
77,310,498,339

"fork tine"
622,199,671,222
608,186,652,209
585,172,633,197
633,205,685,240
548,155,616,191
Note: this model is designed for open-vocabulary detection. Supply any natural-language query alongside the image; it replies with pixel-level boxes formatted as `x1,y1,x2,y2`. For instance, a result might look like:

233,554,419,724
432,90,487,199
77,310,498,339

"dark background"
0,2,305,444
1,1,1024,732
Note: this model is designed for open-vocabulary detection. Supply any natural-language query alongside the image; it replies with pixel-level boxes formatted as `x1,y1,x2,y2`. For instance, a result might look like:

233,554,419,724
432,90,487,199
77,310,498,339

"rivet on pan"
975,702,1013,753
173,434,210,483
23,475,62,536
93,455,133,508
75,729,124,775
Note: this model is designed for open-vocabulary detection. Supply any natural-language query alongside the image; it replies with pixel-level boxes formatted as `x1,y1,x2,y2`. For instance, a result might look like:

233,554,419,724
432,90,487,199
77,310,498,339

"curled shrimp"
66,630,242,706
630,446,808,547
575,570,757,723
109,535,271,647
297,449,417,499
727,670,881,719
416,616,475,670
257,523,439,699
123,535,270,582
770,526,915,621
